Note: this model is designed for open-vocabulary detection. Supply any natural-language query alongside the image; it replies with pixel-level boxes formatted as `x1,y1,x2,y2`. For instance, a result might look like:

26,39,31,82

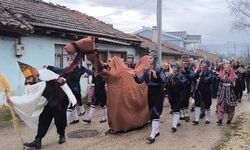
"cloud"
44,0,250,47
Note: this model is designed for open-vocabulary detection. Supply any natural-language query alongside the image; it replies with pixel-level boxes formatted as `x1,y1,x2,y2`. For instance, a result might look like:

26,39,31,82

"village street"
0,92,249,150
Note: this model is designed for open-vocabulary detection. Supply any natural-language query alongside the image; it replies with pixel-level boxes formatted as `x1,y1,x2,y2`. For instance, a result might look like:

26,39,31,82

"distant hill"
198,42,249,57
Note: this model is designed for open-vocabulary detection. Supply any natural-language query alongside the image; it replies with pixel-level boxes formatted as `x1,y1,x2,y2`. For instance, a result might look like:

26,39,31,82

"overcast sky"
44,0,250,47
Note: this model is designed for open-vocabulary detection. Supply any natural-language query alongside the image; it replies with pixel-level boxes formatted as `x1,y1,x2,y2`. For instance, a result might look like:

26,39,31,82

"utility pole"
248,46,250,61
234,41,236,57
157,0,162,63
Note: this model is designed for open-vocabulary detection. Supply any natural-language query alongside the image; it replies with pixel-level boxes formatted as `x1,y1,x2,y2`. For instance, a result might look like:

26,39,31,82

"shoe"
70,120,79,124
147,136,155,143
200,113,205,119
155,132,160,137
238,100,241,103
180,117,185,120
105,129,114,135
205,120,210,124
190,107,194,112
170,110,173,114
83,119,91,123
99,119,107,123
177,123,181,126
185,116,190,122
58,136,65,144
24,138,41,149
79,112,85,116
192,121,199,125
216,120,222,126
226,120,231,124
171,127,177,132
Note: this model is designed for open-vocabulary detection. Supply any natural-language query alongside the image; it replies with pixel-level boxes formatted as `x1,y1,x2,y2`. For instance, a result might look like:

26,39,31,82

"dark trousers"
246,77,250,93
92,88,107,107
195,88,212,109
235,89,243,100
72,89,83,106
181,85,191,109
169,96,181,113
148,86,164,120
36,104,67,139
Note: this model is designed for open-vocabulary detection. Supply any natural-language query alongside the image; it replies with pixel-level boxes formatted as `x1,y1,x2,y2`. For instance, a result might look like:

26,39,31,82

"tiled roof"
138,36,183,56
165,31,187,39
0,0,139,42
185,35,202,42
138,35,201,58
162,41,201,57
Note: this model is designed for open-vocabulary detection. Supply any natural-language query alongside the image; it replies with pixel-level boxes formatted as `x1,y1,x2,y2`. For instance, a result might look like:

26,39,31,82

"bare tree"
227,0,250,30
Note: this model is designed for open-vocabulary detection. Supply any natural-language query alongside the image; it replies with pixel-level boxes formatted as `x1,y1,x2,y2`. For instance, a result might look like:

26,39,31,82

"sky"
44,0,250,55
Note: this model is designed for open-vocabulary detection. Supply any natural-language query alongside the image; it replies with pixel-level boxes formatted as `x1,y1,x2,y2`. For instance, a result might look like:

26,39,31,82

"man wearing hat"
180,56,196,122
134,50,166,143
15,62,76,149
166,62,187,132
193,60,213,125
44,54,86,125
126,54,136,69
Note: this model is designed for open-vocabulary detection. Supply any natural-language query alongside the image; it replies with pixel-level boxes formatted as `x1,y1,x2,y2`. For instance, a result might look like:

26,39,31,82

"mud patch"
67,129,99,138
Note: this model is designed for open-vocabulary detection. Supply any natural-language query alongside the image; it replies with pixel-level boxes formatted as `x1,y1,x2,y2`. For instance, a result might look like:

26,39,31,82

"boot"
193,107,200,125
58,135,65,144
226,120,231,124
100,106,107,123
71,108,79,123
66,109,72,126
184,108,190,122
216,120,222,126
79,105,85,116
171,127,177,133
24,138,41,149
172,112,180,130
148,119,159,143
205,109,210,124
180,109,185,120
83,105,95,123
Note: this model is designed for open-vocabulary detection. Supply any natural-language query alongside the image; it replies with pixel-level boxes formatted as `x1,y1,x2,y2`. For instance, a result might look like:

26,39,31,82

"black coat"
42,80,69,109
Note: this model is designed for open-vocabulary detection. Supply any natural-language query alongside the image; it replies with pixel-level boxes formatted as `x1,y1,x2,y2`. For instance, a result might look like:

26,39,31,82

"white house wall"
0,35,88,105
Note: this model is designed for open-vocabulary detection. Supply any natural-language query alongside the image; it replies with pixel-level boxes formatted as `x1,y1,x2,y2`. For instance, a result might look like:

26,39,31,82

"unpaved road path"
1,93,249,150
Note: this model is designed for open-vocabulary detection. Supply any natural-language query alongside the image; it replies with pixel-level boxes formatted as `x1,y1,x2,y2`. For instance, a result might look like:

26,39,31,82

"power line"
96,0,150,19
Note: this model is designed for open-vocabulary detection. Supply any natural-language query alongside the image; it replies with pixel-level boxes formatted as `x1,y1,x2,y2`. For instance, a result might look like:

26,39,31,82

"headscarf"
148,50,159,69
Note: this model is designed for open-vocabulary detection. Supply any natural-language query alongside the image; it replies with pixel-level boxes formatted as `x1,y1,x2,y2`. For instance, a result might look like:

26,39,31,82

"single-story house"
0,0,142,104
133,26,202,50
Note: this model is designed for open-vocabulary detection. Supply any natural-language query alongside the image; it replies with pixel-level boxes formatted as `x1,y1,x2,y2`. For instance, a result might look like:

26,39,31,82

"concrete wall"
0,35,88,104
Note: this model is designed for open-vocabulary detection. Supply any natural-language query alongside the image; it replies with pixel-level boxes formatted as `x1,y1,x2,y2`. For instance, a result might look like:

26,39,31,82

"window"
110,51,126,60
98,51,108,62
55,44,67,68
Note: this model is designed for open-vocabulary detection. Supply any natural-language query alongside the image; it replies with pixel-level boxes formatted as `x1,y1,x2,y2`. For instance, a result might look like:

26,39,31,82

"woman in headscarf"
217,63,237,125
134,50,166,143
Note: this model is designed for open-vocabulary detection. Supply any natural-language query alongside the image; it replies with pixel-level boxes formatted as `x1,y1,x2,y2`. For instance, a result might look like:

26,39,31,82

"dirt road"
1,93,249,150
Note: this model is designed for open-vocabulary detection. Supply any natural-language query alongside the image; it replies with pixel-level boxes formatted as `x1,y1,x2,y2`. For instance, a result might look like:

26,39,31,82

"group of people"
125,51,249,143
7,49,250,149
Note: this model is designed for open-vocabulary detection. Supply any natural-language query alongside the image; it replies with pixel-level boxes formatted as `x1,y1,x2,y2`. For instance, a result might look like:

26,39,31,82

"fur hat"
170,62,180,70
127,54,134,59
18,61,39,78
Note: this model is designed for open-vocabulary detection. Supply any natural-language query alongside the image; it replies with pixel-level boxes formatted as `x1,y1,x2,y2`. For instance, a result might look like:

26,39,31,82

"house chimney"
152,26,158,43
